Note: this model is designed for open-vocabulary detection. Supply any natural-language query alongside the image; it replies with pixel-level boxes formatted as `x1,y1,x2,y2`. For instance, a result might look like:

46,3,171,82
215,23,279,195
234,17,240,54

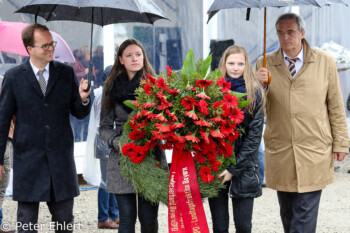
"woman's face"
119,44,144,77
225,53,246,79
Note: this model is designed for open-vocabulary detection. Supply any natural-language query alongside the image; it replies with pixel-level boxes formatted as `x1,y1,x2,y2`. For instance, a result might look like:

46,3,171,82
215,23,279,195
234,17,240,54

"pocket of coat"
238,169,260,194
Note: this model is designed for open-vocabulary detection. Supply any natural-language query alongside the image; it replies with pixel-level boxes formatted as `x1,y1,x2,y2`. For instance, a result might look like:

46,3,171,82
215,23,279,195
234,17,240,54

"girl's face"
225,53,246,79
119,44,144,78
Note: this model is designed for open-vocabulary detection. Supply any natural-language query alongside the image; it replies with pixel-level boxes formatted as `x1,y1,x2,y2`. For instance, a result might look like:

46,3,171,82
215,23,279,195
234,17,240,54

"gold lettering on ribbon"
182,167,199,230
169,172,178,231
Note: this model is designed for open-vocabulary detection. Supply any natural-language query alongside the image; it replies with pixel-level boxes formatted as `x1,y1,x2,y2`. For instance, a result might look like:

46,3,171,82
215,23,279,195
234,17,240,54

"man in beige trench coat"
255,13,349,233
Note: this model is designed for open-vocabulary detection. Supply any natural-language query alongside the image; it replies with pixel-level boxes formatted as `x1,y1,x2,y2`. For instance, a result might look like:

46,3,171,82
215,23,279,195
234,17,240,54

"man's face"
28,29,54,66
276,18,305,57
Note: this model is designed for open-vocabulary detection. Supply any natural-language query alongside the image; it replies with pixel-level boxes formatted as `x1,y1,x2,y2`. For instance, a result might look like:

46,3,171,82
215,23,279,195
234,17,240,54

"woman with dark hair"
99,39,166,233
208,45,265,233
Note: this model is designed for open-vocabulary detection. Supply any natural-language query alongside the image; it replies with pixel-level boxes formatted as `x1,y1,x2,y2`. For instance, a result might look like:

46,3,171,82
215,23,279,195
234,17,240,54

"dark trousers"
277,190,322,233
17,198,74,233
208,184,254,233
115,193,159,233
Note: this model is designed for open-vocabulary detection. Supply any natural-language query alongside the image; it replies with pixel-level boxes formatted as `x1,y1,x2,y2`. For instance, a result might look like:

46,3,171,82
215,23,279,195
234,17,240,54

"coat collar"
270,39,317,66
269,39,317,80
22,60,60,98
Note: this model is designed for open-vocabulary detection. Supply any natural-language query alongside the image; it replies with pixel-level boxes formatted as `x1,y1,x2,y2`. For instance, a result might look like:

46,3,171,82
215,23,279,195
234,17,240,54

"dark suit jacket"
0,60,91,202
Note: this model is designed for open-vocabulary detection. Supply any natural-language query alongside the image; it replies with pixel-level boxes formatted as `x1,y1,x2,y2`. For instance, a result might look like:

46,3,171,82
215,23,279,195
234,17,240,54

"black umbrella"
207,0,348,85
16,0,169,91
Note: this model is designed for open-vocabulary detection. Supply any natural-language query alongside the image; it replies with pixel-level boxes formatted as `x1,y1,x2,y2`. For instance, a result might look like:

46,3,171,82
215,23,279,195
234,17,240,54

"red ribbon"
168,148,210,233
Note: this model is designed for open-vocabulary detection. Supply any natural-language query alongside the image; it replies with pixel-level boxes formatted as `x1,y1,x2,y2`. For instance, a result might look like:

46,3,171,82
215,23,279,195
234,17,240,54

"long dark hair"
102,39,155,111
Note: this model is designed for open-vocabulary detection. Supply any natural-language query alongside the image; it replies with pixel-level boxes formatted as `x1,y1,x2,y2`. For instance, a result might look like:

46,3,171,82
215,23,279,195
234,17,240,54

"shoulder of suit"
311,47,334,61
51,60,74,72
3,63,25,78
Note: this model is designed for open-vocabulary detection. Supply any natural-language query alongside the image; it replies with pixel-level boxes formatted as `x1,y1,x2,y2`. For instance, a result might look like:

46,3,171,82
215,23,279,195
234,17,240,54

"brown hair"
218,45,264,115
22,23,50,53
102,38,155,110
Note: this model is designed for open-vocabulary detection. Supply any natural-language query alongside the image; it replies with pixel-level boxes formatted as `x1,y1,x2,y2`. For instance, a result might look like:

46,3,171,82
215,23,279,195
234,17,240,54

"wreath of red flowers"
118,50,248,204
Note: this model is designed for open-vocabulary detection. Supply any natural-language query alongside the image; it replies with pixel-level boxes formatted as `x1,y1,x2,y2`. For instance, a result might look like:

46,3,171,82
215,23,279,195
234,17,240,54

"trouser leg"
208,184,230,233
232,197,254,233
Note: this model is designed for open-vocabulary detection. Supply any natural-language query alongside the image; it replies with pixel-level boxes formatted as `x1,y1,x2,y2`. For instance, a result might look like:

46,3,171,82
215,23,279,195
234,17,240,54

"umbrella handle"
84,67,92,92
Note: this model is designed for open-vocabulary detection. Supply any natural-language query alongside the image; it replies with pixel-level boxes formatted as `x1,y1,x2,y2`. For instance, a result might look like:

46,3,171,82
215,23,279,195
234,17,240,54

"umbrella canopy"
207,0,348,85
15,0,169,26
16,0,169,90
0,21,75,63
208,0,348,21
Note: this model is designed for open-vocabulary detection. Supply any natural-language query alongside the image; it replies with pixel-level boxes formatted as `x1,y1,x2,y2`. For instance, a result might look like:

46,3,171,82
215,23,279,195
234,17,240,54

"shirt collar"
283,44,304,63
29,59,50,76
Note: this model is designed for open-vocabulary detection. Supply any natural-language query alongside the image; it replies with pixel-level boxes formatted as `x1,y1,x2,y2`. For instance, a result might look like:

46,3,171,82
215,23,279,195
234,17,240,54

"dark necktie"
286,57,298,77
37,69,46,95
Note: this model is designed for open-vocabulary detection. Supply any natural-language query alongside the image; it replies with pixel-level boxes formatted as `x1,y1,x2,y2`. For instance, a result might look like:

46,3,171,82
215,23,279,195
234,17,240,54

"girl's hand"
218,169,233,184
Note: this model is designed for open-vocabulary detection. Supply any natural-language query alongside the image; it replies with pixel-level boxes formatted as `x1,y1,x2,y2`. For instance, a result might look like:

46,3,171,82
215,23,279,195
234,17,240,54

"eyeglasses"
32,41,57,51
277,30,298,37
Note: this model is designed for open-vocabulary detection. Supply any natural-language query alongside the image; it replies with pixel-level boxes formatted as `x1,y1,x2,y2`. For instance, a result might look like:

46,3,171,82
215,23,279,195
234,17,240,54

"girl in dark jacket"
100,39,166,233
208,45,265,233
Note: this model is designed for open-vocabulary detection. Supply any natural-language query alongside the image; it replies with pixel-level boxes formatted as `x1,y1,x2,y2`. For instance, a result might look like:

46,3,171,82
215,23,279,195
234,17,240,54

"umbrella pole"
263,8,267,68
263,8,271,85
85,9,93,92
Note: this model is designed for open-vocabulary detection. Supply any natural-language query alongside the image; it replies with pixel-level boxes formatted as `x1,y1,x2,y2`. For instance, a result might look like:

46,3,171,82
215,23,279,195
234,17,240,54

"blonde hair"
77,45,91,58
218,45,264,115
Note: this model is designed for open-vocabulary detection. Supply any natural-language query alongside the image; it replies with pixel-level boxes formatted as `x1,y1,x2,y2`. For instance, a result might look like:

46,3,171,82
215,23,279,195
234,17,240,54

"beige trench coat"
255,39,349,193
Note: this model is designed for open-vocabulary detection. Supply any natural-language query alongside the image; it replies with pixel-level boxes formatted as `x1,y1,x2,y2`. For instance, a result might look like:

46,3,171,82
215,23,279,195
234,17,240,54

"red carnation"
155,123,172,132
166,65,172,77
223,93,238,109
184,110,198,120
232,108,245,124
122,142,137,157
165,109,178,122
195,92,211,100
209,159,221,172
199,166,214,183
144,84,152,96
196,80,213,89
129,129,146,140
216,77,226,87
199,130,210,144
168,89,179,95
197,99,209,116
172,122,186,129
194,154,206,164
185,132,200,143
141,102,156,109
181,96,196,110
130,148,146,163
221,82,231,93
156,77,170,90
209,129,224,138
194,119,212,127
147,74,156,84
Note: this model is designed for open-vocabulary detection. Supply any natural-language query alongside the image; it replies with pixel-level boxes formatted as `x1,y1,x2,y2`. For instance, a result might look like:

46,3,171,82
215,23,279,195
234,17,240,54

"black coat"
0,60,91,202
225,77,263,198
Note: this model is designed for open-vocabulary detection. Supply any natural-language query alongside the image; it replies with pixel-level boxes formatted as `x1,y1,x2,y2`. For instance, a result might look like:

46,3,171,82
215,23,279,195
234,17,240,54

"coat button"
46,125,50,130
291,114,296,118
293,142,298,146
44,103,48,107
47,148,51,152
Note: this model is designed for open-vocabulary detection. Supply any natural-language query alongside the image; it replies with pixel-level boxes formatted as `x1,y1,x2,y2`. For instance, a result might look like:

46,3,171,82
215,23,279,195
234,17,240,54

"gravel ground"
2,156,350,233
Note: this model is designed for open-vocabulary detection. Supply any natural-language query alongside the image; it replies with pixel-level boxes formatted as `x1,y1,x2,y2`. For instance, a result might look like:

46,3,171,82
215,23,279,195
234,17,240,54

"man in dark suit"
0,23,91,232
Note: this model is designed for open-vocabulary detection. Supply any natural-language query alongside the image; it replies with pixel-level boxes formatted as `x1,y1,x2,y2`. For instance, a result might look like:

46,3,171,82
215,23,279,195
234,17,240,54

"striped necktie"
37,69,46,95
286,57,298,77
